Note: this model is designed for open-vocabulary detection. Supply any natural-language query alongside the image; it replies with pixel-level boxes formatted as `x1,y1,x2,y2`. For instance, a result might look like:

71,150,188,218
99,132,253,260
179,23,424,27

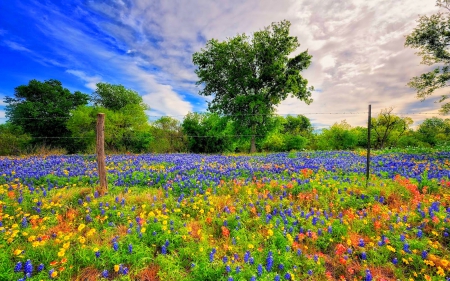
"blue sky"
0,0,446,128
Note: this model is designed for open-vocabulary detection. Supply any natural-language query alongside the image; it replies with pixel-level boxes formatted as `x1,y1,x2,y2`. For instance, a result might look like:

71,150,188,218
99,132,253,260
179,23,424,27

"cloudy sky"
0,0,446,128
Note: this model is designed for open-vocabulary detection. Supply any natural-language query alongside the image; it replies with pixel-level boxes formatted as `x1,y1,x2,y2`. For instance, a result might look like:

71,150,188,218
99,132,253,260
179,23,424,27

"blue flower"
102,269,109,278
37,263,44,272
14,261,22,273
113,241,119,251
257,264,263,276
24,259,33,275
266,251,273,272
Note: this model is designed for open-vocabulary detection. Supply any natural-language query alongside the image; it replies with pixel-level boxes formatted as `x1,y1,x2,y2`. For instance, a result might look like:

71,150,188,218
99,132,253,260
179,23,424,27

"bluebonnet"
37,263,44,272
257,264,263,276
14,261,22,273
266,251,273,272
24,259,33,275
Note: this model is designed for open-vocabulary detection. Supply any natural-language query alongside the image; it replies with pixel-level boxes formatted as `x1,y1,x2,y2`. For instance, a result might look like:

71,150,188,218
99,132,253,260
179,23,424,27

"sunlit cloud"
66,70,102,91
2,0,446,128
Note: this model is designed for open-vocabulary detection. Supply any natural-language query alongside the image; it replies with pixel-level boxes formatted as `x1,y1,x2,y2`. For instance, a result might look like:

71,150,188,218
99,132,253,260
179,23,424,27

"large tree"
4,79,89,151
405,0,450,114
193,20,313,152
92,82,147,111
371,108,413,149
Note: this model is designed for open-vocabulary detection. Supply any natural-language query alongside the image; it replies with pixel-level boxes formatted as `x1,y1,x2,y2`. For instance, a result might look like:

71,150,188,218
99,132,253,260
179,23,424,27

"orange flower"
221,226,230,237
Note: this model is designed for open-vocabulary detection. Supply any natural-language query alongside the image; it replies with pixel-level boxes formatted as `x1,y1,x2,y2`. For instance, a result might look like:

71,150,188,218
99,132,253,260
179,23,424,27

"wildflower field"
1,151,450,281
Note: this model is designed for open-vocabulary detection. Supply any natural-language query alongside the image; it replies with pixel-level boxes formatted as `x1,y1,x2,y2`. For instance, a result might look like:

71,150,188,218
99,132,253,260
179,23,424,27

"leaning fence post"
97,113,107,195
366,105,371,188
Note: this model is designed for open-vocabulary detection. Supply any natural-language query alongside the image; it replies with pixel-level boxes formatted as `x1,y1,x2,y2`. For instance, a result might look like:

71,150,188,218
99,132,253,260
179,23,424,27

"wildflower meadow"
1,151,449,281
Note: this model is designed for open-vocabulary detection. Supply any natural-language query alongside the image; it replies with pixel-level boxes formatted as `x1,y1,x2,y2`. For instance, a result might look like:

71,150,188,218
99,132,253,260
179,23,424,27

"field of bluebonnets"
1,151,450,281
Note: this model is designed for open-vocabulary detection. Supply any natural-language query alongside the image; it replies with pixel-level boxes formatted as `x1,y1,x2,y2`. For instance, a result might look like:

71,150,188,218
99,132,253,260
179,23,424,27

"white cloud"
66,70,102,91
0,109,5,124
0,94,6,106
14,0,447,127
3,40,31,52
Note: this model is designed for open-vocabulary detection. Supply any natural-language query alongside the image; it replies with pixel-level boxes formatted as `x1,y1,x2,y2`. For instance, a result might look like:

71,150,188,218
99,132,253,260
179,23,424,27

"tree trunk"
250,135,257,153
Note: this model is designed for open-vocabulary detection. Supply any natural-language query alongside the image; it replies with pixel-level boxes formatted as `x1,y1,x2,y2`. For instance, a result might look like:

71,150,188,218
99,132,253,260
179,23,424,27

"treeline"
1,79,449,155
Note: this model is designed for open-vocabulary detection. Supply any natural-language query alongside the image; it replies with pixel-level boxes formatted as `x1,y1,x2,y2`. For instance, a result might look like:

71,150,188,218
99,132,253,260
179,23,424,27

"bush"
0,123,31,155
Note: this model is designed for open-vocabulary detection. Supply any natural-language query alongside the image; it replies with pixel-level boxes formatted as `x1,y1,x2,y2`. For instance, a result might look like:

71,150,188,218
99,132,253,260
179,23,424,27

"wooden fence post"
97,113,107,195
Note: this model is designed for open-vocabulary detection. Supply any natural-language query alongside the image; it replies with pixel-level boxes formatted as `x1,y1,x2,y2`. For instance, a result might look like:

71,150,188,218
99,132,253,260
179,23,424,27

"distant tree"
282,115,313,136
405,0,450,114
182,112,234,153
149,117,186,153
67,104,152,153
193,20,313,153
371,108,413,149
317,120,358,150
4,79,89,152
417,117,450,145
92,82,147,111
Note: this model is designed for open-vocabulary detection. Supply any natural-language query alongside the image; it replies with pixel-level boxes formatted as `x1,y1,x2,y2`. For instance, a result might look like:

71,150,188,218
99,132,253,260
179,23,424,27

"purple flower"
102,270,109,278
392,258,398,265
358,239,365,247
274,274,280,281
128,244,133,254
365,269,373,281
284,272,291,280
113,241,119,251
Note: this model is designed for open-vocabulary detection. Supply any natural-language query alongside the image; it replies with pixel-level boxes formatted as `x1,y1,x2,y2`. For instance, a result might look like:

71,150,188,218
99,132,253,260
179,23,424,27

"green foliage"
149,116,186,153
4,79,89,152
405,1,450,113
0,123,31,155
282,114,313,136
317,120,358,150
67,104,152,153
92,82,147,111
182,112,234,153
193,20,313,152
371,108,413,149
416,117,450,146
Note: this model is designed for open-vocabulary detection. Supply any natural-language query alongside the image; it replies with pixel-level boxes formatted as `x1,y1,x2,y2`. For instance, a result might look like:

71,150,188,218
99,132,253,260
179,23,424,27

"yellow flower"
78,236,86,244
51,271,58,278
437,266,445,277
78,224,85,232
13,249,23,256
63,242,70,249
114,264,120,272
248,244,254,249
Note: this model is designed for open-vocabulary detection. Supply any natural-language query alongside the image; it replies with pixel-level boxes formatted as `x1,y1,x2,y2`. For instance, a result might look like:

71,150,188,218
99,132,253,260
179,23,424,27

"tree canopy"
405,0,450,114
4,79,89,151
192,20,313,152
92,82,148,111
